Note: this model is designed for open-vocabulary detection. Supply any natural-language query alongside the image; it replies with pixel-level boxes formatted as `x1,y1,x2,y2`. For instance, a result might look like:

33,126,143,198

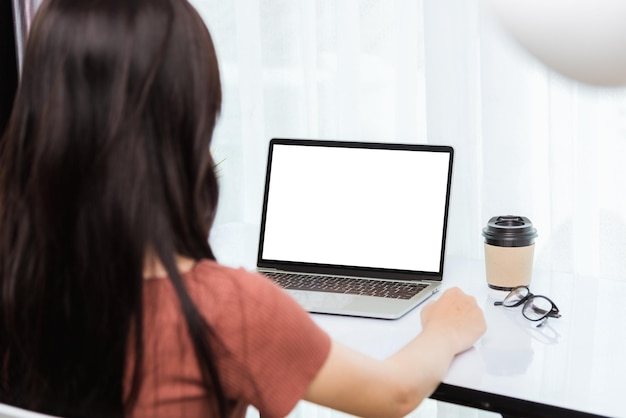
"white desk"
312,258,626,417
211,224,626,418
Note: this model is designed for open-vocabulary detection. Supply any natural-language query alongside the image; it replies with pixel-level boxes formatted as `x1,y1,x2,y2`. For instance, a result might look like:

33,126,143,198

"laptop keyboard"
264,272,428,300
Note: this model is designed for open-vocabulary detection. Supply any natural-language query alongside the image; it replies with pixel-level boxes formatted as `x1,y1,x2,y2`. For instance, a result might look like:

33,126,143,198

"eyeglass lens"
522,296,554,321
501,286,530,307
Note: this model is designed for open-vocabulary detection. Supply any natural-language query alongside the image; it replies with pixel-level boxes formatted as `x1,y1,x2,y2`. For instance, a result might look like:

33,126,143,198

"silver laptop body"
257,139,454,319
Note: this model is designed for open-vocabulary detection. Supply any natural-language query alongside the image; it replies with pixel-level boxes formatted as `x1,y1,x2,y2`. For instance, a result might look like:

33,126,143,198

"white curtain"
198,0,626,282
423,0,626,280
194,0,427,230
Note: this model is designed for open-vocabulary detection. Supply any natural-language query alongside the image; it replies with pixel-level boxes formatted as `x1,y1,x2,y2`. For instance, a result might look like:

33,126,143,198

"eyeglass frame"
494,285,561,323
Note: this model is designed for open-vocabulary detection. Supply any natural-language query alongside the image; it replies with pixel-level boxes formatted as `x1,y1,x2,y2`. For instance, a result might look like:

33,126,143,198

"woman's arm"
303,287,486,418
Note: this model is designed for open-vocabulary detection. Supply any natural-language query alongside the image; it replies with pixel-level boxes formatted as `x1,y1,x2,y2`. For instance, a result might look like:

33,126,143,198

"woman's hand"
420,287,487,355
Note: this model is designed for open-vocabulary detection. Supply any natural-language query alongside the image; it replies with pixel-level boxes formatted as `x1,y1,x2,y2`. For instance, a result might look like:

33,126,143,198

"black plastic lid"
482,215,537,247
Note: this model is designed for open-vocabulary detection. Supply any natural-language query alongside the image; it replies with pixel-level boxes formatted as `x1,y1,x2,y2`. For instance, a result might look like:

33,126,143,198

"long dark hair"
0,0,226,416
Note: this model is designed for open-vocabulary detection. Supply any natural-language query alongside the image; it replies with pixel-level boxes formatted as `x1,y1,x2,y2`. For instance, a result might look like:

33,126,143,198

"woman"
0,0,486,417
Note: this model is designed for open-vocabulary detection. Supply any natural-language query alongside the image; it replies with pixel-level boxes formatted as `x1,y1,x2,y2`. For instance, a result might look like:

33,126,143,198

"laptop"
257,138,454,319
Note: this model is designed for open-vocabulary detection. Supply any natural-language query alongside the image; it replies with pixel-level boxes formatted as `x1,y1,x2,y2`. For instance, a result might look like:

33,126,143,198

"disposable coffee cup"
482,216,538,291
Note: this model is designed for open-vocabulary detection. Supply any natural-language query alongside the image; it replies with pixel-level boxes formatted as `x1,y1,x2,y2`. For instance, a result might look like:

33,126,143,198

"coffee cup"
482,215,538,290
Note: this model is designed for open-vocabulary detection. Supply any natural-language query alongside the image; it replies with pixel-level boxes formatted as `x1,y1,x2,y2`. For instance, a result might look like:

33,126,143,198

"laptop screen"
258,139,453,276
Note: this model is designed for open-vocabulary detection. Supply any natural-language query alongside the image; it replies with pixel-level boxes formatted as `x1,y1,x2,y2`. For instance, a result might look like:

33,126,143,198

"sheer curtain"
194,0,427,243
198,0,626,283
423,0,626,280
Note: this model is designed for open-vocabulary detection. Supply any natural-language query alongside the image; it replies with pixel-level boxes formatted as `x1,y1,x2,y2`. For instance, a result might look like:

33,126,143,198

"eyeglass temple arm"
549,305,561,318
541,296,561,318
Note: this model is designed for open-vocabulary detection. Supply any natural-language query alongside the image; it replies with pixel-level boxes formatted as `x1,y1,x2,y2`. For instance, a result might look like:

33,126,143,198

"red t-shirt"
125,260,331,418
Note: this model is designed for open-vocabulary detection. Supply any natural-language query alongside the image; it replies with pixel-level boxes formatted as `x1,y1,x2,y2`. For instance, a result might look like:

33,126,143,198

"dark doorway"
1,0,18,136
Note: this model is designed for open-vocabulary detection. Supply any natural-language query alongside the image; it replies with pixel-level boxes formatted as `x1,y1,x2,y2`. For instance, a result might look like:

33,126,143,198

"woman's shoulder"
184,259,284,312
184,262,331,418
187,259,268,290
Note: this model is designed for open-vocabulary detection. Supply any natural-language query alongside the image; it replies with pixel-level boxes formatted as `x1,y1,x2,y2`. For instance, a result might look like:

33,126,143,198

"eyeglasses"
494,286,561,324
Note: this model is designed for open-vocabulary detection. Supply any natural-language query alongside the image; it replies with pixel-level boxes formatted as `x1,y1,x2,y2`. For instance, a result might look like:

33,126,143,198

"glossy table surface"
211,224,626,418
313,259,626,417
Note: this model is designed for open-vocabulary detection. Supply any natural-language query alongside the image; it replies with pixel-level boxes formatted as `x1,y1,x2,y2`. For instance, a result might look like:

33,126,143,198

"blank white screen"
261,144,450,272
